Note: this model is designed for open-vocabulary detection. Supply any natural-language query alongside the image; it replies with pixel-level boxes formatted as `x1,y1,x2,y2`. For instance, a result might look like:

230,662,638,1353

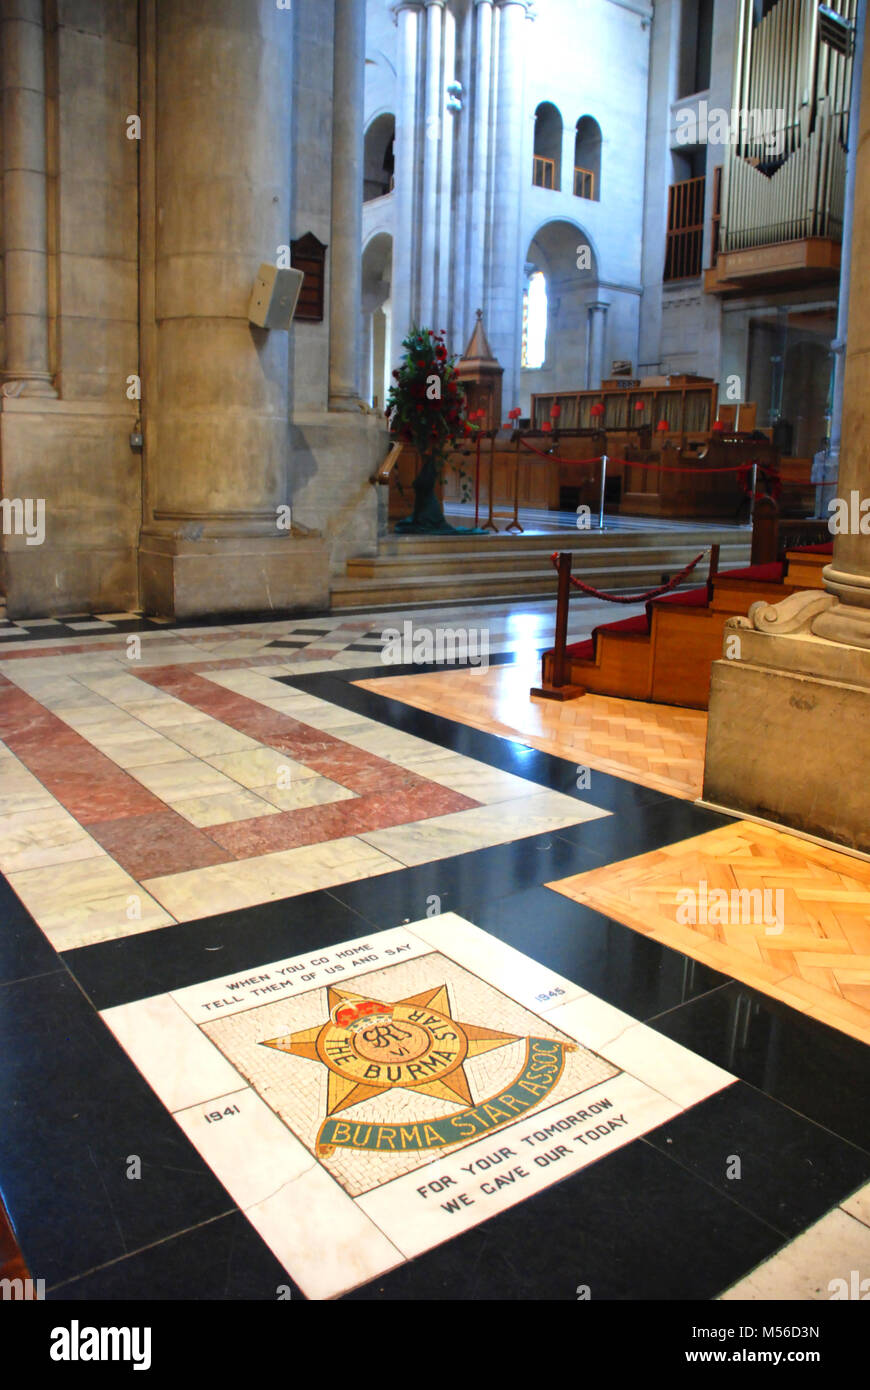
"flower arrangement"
384,326,482,530
385,326,477,461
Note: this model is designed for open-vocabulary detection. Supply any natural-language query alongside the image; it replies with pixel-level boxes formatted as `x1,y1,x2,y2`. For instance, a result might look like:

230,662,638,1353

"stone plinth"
703,602,870,854
139,533,330,620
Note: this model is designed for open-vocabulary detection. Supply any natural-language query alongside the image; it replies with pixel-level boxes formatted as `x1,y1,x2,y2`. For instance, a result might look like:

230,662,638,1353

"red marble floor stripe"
207,782,476,859
136,667,481,803
0,684,233,867
85,810,230,879
0,640,129,660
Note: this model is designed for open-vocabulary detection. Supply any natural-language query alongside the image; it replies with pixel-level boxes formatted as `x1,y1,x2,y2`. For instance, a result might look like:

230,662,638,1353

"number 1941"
204,1104,240,1124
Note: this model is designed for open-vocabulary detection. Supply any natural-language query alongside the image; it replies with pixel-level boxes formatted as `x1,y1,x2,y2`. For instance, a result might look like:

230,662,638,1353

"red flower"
712,420,725,433
590,402,605,418
542,422,552,433
656,419,669,432
634,400,645,412
508,407,522,420
550,403,561,419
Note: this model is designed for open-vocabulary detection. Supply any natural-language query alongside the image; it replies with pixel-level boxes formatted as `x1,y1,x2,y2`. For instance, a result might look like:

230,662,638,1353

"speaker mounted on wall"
248,264,305,330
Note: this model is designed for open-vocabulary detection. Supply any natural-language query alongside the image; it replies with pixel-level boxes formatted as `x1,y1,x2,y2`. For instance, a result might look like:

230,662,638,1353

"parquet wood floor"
549,822,870,1045
357,663,707,800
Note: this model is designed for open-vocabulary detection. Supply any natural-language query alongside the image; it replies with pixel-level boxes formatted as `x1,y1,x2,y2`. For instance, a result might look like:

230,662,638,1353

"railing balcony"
574,166,594,199
533,155,556,190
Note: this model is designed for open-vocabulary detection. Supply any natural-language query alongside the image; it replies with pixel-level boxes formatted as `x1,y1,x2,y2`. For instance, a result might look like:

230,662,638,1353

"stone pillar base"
138,533,330,620
703,601,870,854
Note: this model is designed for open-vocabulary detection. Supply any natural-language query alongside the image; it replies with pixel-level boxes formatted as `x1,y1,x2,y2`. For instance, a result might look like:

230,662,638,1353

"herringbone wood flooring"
357,664,706,800
550,822,870,1045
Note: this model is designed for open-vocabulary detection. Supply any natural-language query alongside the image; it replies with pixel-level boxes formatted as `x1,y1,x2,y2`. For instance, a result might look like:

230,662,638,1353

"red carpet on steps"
559,557,793,663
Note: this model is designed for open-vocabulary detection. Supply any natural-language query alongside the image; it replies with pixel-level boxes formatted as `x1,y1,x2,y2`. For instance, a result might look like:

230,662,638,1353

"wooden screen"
664,176,705,280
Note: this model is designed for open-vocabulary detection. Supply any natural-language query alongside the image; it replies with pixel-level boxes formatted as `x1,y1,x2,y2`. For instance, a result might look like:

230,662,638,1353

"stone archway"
362,232,393,411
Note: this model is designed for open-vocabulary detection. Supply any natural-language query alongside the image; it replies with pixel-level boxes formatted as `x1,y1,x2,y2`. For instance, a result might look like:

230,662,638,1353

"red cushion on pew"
788,541,833,555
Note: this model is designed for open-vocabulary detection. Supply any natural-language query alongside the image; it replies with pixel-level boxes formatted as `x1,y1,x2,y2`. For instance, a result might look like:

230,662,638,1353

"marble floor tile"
141,836,401,920
359,791,608,867
76,725,193,769
244,1163,403,1302
85,810,231,879
77,673,173,705
171,788,282,828
128,757,247,802
400,753,548,803
720,1208,870,1300
258,775,357,812
125,699,213,730
545,993,643,1053
204,746,321,792
7,855,175,950
160,721,262,758
0,753,56,813
172,1087,316,1211
101,995,248,1115
0,805,104,873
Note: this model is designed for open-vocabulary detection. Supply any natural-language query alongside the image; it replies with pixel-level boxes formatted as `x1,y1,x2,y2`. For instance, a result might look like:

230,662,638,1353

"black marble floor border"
2,656,869,1302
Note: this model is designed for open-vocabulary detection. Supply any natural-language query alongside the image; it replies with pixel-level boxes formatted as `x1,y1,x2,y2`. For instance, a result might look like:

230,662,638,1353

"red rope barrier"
549,550,706,604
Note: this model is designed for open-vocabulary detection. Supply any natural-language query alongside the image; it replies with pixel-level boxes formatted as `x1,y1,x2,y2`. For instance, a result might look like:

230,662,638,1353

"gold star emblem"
261,985,520,1117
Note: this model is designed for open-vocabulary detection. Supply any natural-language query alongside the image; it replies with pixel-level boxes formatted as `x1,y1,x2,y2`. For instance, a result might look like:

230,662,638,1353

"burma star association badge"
261,985,576,1156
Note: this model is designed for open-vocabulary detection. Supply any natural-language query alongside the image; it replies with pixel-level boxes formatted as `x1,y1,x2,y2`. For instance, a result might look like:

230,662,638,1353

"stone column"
328,0,366,410
467,0,494,337
489,0,533,410
391,1,423,364
813,13,870,649
139,0,327,617
419,0,444,329
0,0,56,396
437,1,457,338
586,302,609,389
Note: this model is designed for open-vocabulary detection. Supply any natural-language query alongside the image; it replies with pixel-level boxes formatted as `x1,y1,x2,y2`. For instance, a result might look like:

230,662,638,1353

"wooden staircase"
330,526,752,610
541,547,831,710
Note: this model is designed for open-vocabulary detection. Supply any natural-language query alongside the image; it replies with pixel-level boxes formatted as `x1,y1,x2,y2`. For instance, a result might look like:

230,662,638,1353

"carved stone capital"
747,589,837,635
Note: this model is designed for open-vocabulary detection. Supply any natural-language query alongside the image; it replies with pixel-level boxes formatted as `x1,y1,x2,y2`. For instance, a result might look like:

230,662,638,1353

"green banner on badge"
316,1037,573,1154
